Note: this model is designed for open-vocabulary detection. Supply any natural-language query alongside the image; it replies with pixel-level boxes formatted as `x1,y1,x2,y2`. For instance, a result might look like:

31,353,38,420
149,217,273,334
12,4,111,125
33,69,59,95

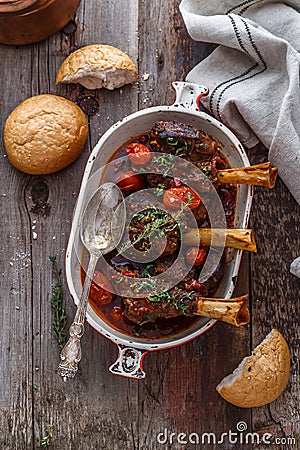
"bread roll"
56,44,138,90
4,94,88,174
216,329,290,407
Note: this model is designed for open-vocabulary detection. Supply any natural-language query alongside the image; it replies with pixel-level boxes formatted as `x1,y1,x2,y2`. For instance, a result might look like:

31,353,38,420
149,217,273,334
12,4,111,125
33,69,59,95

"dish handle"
109,345,148,379
172,81,209,111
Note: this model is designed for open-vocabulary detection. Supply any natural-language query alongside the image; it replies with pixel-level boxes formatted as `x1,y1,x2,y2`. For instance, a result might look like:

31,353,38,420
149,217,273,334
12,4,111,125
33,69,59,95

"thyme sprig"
152,154,175,177
49,256,67,350
198,163,211,176
148,288,196,312
118,208,179,254
140,263,154,278
41,423,54,448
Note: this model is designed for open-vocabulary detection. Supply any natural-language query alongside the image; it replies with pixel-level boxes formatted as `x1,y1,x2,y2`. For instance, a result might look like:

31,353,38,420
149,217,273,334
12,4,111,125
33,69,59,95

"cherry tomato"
163,187,201,210
185,247,208,267
126,143,152,166
111,306,124,322
117,170,145,194
90,271,114,305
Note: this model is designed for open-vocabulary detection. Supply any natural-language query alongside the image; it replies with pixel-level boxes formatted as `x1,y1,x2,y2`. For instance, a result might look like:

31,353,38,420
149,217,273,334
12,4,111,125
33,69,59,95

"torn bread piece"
216,329,290,407
56,44,138,90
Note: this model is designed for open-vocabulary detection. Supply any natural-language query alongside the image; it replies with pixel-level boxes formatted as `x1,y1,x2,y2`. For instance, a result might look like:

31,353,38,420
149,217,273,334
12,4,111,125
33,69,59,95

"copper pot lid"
0,0,40,13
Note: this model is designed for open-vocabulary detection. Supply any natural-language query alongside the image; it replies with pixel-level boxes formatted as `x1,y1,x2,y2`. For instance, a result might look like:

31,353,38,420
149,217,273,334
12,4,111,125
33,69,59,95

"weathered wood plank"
249,145,300,449
137,1,251,449
27,1,140,449
0,44,34,449
0,1,298,449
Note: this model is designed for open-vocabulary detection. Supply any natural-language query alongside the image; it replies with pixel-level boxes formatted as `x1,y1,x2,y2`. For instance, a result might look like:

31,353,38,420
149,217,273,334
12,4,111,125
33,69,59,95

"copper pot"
0,0,81,45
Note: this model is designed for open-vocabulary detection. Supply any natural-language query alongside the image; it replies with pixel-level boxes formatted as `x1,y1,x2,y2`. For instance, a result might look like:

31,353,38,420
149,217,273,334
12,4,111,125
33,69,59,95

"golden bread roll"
56,44,138,90
216,329,290,407
4,94,88,174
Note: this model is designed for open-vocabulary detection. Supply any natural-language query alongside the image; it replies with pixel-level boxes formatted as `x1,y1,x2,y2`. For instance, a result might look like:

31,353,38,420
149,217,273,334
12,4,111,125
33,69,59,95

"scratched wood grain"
0,0,299,449
29,2,141,450
248,145,300,450
137,2,252,450
0,42,34,449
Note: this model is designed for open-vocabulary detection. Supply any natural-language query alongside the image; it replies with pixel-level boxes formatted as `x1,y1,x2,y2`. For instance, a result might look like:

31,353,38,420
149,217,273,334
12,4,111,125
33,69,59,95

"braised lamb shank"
121,253,226,324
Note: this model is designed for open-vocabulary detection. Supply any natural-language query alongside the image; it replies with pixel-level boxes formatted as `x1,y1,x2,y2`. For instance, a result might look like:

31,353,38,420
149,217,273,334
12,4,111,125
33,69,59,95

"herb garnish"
148,288,196,313
153,185,165,197
132,166,147,173
152,154,175,176
49,256,67,350
118,208,179,254
185,192,194,207
166,137,179,146
140,263,154,278
41,423,54,448
152,141,190,176
133,277,158,293
198,164,211,176
174,143,189,158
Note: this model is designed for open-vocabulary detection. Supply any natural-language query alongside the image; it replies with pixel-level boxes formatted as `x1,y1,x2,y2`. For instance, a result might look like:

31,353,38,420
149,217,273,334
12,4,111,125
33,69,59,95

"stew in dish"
82,120,246,339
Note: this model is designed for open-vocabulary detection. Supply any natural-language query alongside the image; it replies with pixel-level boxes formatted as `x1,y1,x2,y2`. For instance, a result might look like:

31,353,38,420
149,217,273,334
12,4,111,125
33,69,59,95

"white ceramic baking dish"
65,82,253,379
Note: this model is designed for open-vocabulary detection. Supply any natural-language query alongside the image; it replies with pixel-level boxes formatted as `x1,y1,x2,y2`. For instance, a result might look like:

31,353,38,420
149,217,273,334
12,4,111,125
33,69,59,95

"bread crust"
216,329,290,407
4,94,88,174
56,44,138,90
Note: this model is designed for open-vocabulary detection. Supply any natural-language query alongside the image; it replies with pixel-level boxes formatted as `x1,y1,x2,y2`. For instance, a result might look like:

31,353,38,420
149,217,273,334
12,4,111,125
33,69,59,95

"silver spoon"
58,182,126,381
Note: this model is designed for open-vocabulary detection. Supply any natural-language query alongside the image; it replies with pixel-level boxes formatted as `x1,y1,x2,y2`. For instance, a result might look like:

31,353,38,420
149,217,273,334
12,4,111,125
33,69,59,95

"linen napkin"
179,0,300,205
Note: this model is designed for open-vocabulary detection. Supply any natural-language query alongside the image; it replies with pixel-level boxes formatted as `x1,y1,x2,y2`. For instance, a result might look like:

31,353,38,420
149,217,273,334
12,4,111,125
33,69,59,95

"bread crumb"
143,73,150,81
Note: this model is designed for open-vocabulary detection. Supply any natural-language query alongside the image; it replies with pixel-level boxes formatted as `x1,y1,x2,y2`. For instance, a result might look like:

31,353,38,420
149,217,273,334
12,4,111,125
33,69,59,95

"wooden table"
0,1,299,449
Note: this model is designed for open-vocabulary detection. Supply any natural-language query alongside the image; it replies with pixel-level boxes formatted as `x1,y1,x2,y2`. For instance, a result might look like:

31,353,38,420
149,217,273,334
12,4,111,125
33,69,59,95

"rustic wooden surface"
0,1,299,449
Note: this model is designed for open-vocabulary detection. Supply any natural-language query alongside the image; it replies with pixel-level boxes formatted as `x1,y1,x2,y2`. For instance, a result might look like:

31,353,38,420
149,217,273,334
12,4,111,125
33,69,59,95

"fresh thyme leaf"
139,314,151,325
41,423,54,448
174,143,188,158
140,263,154,277
148,290,173,303
198,164,211,176
153,185,165,197
166,137,179,146
49,256,67,351
132,328,141,336
133,277,158,293
197,143,209,149
115,276,124,284
119,208,179,254
171,289,196,312
175,149,186,157
132,166,146,173
152,154,172,165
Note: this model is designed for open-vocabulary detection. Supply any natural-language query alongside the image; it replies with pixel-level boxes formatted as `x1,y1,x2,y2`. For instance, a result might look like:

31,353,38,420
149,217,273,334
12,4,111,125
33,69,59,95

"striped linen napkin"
180,0,300,204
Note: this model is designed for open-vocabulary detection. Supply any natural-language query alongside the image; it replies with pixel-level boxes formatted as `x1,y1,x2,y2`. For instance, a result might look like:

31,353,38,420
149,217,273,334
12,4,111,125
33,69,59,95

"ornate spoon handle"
58,253,98,381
